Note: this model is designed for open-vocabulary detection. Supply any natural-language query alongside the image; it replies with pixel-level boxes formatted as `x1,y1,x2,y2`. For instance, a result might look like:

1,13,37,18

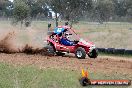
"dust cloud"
0,28,47,54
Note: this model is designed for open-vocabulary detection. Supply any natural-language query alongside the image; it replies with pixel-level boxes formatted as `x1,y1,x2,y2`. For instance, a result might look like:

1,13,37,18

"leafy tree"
125,0,132,16
0,0,11,17
113,0,127,17
47,0,93,26
0,0,131,23
94,0,114,23
13,0,30,27
22,0,49,19
4,1,13,17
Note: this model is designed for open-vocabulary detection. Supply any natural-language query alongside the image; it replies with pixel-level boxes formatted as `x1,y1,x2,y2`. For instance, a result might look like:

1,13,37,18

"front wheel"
75,47,86,59
88,49,98,58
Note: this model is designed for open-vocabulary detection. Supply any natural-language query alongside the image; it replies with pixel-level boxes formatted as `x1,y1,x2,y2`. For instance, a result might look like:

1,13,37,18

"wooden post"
55,12,58,27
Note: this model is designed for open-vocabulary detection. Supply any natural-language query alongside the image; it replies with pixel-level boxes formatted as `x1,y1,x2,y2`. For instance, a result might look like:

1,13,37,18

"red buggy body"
46,26,98,59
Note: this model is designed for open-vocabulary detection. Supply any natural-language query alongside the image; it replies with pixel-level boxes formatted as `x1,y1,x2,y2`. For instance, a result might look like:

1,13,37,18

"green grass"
0,63,81,88
0,62,131,88
73,22,132,49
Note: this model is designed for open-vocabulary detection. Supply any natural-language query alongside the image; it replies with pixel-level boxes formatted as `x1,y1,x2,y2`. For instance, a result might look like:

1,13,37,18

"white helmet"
65,33,70,39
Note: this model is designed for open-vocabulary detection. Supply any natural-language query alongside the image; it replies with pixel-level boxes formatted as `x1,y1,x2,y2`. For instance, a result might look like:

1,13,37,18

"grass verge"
0,62,131,88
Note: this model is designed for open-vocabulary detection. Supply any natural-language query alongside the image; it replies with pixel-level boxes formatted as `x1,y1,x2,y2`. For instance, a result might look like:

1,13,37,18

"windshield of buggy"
65,28,80,41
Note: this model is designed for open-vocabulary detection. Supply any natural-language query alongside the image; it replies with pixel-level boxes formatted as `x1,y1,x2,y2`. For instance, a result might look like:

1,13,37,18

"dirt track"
0,53,132,78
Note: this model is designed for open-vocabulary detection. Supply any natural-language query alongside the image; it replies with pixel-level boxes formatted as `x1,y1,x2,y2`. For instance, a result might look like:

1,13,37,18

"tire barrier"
125,50,132,55
114,49,125,55
97,48,132,55
105,48,115,54
97,48,106,53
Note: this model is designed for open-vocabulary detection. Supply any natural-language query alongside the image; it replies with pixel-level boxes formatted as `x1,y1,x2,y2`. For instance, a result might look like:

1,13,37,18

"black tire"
97,48,105,53
114,49,125,55
105,48,115,54
79,77,91,86
44,45,55,56
75,47,86,59
56,52,65,56
88,49,98,58
125,50,132,55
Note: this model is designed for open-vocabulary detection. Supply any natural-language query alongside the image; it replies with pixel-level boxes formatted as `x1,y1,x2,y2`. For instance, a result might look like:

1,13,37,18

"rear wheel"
75,47,86,59
88,49,98,58
43,45,55,56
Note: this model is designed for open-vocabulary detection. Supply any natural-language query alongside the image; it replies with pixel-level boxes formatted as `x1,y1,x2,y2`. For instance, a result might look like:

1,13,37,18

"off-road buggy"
45,24,98,59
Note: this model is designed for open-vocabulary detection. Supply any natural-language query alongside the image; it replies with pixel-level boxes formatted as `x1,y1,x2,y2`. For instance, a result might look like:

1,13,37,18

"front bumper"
89,45,96,53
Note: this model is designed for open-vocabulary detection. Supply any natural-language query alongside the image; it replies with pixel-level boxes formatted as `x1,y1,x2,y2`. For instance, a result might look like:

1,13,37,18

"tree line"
0,0,132,25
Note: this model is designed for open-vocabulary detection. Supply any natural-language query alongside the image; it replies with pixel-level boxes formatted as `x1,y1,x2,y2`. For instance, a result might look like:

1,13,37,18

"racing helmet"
65,33,70,39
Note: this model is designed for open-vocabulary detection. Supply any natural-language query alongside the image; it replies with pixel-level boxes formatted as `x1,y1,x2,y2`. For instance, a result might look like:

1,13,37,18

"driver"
60,32,75,46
